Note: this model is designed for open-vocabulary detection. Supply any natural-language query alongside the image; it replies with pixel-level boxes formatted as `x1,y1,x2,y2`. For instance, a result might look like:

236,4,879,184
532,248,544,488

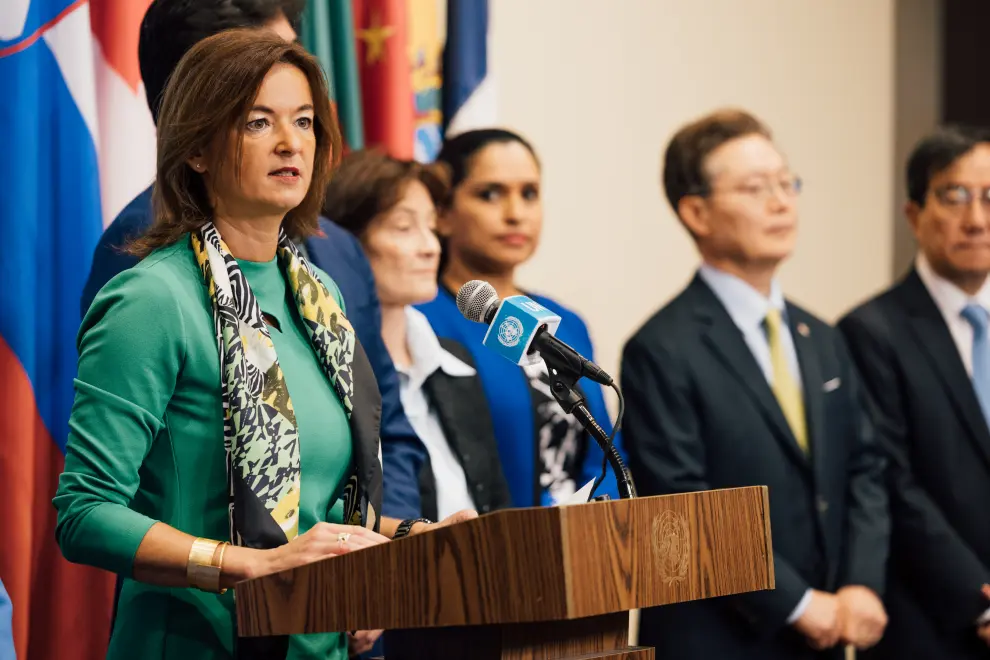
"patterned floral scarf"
191,222,373,550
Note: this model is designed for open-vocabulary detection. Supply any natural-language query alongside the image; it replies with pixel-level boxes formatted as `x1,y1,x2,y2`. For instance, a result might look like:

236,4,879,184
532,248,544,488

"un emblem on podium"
652,510,690,585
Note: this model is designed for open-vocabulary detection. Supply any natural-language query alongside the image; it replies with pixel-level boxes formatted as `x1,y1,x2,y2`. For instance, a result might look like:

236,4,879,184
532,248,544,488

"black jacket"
839,269,990,660
622,275,889,660
417,338,512,521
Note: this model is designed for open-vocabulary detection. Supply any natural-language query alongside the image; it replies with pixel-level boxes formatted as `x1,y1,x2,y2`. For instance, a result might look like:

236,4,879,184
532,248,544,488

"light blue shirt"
0,578,14,660
698,263,811,624
698,264,802,390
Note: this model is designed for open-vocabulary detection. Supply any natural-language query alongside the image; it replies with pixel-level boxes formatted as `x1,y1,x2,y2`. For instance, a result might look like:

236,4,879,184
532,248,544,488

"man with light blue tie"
840,126,990,659
622,108,890,659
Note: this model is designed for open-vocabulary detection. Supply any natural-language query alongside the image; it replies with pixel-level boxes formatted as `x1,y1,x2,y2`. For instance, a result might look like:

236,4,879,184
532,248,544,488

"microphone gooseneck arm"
531,327,613,386
536,328,636,500
458,282,634,500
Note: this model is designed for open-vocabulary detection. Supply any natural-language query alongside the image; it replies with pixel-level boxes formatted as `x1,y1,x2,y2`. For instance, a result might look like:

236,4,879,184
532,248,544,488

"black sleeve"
835,333,890,595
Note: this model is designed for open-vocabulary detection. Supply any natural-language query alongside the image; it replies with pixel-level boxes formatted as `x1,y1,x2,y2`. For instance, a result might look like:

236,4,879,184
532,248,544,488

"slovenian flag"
441,0,496,137
0,0,154,657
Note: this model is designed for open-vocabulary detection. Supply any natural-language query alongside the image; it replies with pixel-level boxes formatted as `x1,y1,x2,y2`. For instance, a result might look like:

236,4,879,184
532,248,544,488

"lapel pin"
797,322,810,337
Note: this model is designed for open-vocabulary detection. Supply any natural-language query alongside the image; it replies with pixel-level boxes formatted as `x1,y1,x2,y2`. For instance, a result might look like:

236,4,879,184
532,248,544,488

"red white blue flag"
0,0,153,656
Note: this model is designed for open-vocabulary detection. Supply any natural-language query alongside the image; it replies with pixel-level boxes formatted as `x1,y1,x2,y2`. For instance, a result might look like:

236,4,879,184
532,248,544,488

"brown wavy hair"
323,149,450,239
129,28,342,257
661,108,771,212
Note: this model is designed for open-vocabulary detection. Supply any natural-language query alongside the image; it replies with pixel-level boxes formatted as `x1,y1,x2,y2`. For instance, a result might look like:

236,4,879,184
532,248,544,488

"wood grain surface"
236,486,773,637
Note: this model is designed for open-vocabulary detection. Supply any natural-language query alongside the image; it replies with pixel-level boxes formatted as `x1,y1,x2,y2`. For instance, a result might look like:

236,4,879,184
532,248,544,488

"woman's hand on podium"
254,522,390,578
408,509,479,536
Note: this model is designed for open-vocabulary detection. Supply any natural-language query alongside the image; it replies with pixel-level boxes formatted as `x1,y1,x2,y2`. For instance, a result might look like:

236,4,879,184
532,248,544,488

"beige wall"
893,0,941,275
488,0,897,391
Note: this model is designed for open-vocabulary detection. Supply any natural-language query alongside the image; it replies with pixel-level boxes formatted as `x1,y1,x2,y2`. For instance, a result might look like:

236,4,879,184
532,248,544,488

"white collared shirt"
698,263,802,390
916,254,990,376
395,306,478,519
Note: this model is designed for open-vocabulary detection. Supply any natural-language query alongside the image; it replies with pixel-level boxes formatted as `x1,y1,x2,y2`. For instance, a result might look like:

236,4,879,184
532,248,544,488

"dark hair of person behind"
128,29,341,257
324,149,450,238
906,125,990,206
138,0,304,125
662,108,772,212
434,128,540,201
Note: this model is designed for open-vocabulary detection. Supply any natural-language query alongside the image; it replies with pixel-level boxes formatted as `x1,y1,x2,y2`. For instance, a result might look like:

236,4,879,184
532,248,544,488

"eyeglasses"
932,185,990,209
690,173,803,202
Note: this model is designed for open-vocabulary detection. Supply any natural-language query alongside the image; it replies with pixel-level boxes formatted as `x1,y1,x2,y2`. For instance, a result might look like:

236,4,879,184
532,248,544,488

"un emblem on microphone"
497,316,524,347
652,510,690,585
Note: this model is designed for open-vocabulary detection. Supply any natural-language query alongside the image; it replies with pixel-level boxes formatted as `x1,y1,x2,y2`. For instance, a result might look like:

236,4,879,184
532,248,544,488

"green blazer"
54,239,384,660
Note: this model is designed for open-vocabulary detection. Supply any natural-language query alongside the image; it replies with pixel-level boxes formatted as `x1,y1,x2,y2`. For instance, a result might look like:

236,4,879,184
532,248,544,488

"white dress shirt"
699,264,802,390
916,254,990,376
699,264,811,623
915,254,990,625
395,306,478,520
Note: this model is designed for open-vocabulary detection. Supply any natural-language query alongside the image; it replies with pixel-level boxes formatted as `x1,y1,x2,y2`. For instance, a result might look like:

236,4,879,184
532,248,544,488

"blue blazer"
82,186,426,519
417,287,624,506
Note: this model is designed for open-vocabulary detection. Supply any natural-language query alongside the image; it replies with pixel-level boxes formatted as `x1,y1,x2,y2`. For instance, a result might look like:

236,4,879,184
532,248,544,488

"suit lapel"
691,277,811,470
900,271,990,469
787,311,841,565
788,309,826,473
423,369,472,463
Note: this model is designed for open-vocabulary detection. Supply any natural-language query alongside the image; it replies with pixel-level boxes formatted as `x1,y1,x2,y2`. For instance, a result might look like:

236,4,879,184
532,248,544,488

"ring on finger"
337,532,351,549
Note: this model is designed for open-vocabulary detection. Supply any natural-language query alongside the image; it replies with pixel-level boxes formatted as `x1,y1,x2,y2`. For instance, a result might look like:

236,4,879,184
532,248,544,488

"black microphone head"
456,280,499,323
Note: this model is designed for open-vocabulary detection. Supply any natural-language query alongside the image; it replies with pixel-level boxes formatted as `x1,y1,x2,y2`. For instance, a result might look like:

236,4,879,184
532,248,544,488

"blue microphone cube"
482,295,561,366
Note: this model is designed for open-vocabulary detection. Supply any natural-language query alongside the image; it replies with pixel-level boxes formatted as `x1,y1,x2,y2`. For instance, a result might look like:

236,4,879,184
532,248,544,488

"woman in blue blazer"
418,129,624,507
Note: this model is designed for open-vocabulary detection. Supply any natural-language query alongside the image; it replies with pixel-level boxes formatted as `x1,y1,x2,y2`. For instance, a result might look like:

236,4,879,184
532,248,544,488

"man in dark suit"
839,126,990,659
621,109,890,659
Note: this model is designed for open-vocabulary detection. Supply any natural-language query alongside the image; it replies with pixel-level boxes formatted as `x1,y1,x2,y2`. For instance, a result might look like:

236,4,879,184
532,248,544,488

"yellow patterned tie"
765,308,808,453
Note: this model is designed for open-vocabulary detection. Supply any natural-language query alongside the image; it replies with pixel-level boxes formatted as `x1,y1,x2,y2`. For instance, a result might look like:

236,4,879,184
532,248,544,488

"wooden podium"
236,486,774,659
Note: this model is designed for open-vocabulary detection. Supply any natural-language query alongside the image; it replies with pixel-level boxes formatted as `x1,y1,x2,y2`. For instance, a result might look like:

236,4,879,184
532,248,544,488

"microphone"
455,280,613,386
456,280,636,501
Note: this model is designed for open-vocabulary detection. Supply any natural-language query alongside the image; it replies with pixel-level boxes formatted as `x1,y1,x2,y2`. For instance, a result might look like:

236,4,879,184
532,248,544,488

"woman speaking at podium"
53,30,468,660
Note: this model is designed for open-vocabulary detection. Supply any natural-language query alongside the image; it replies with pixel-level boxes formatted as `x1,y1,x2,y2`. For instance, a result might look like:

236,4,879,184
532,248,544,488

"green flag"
301,0,365,150
301,1,333,82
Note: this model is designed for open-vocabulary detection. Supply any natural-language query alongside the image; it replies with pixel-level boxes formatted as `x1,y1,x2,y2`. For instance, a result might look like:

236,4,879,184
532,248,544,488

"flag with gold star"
354,0,415,158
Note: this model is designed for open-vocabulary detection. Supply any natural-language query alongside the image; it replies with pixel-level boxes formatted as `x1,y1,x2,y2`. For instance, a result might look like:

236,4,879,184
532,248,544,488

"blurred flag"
408,0,442,162
301,0,365,151
442,0,495,137
0,579,12,660
0,0,152,657
89,0,156,226
328,0,365,151
355,0,414,158
306,0,442,161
